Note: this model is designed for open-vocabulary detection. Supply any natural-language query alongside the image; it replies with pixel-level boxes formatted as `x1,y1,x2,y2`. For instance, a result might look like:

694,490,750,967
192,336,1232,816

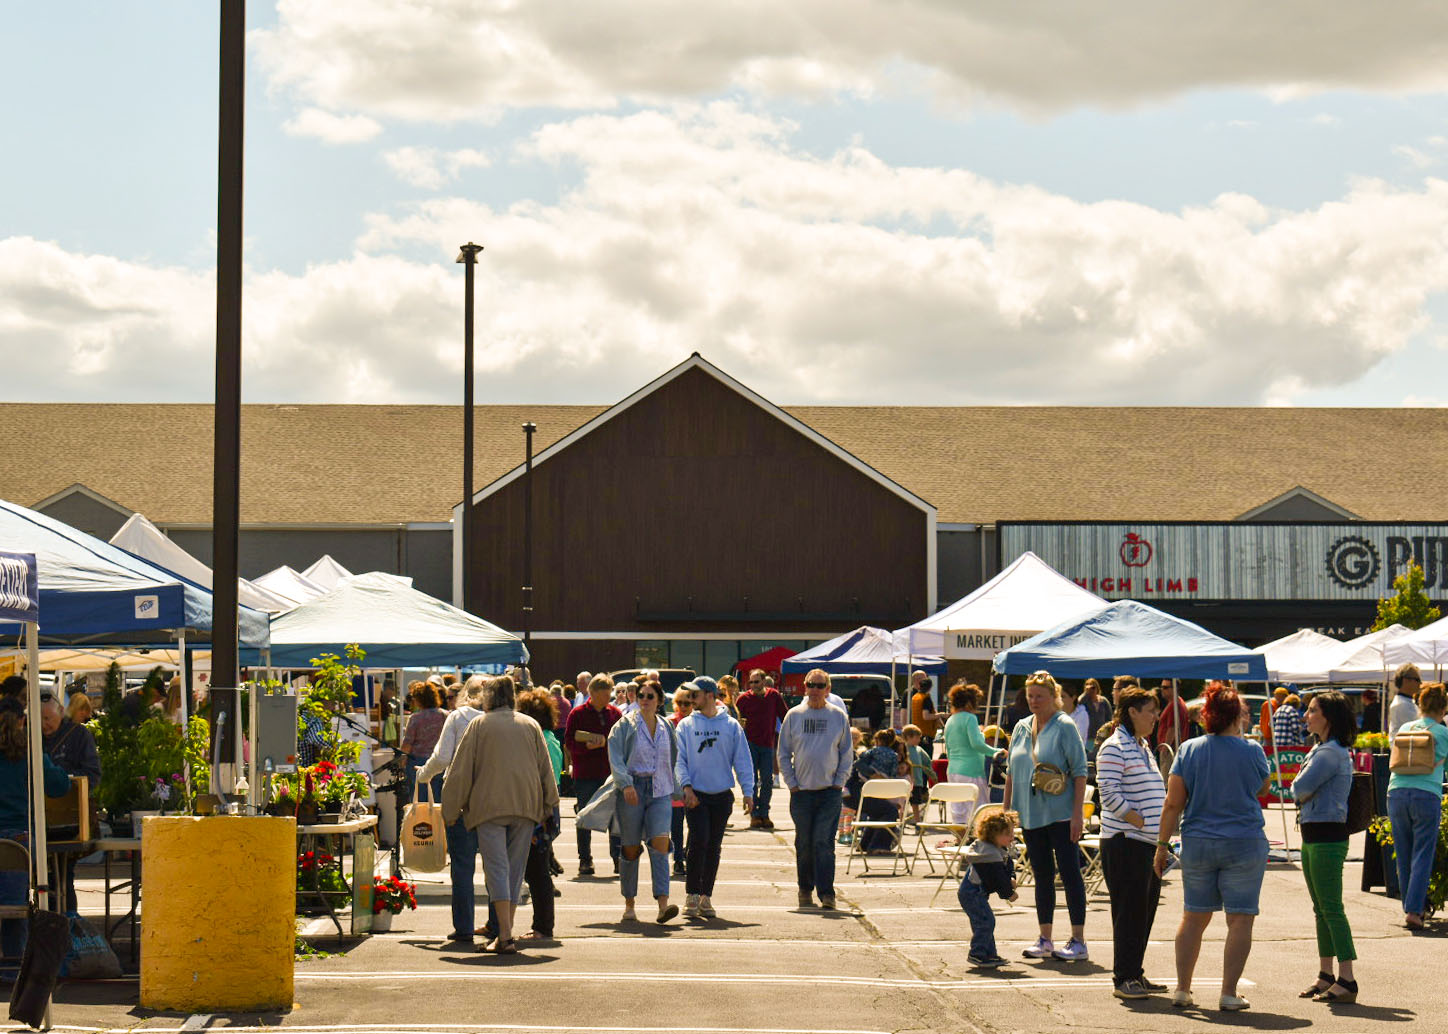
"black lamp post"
522,421,536,648
456,242,483,613
211,0,246,777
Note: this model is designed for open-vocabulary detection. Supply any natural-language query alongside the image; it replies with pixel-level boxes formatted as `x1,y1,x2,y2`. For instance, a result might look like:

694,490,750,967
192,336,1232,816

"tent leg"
25,622,50,914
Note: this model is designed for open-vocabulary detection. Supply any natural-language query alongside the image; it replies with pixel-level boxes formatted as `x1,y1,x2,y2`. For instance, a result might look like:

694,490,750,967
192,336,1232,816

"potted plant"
296,849,348,914
369,874,417,932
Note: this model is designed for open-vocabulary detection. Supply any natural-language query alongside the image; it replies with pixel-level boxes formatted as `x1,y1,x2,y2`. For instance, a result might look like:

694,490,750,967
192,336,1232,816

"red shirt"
735,689,788,749
563,702,622,780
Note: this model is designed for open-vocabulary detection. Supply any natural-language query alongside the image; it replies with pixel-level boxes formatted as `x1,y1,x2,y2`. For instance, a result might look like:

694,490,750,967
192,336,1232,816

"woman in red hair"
1152,682,1270,1013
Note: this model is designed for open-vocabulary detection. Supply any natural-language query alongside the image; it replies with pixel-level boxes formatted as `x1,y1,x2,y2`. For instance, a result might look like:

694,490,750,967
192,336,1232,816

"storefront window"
704,641,740,680
671,640,704,677
634,641,670,669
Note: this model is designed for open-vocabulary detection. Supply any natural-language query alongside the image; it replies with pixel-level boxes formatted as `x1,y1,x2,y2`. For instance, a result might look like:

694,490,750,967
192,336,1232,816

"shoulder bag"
1029,719,1067,796
1344,771,1375,836
1390,724,1438,775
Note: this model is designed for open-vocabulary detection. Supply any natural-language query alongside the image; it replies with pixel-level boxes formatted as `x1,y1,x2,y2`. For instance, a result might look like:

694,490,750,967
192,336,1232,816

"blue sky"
4,2,1448,406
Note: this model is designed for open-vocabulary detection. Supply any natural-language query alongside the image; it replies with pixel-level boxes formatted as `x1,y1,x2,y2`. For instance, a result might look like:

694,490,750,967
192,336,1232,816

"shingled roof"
2,402,1441,526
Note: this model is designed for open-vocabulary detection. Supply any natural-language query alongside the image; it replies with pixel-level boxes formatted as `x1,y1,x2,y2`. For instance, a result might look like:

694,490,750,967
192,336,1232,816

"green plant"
298,645,366,767
1371,809,1448,917
296,849,348,910
371,875,417,914
1373,562,1442,632
184,715,210,797
1355,732,1390,752
90,663,170,817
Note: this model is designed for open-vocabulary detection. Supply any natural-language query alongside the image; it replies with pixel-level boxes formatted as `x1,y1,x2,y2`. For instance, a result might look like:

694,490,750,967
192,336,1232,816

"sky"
4,2,1448,407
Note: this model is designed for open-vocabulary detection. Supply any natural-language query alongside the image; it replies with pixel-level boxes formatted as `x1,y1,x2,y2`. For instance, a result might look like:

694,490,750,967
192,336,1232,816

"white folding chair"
928,801,1004,905
845,778,914,876
912,782,979,874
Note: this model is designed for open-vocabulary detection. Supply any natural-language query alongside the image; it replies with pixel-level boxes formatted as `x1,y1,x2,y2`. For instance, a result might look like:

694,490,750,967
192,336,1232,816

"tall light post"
211,0,246,782
456,243,483,613
522,421,536,649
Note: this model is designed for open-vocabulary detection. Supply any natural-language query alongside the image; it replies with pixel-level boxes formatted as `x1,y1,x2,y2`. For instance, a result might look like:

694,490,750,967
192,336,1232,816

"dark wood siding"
467,367,927,636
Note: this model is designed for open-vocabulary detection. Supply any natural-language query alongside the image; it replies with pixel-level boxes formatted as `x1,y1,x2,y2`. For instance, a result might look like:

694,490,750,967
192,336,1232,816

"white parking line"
37,1026,892,1034
292,969,1141,991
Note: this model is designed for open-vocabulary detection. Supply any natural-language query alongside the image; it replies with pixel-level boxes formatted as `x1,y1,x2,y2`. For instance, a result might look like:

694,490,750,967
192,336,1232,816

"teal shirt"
907,743,932,787
1007,711,1088,830
944,711,997,778
542,729,564,781
1387,718,1448,797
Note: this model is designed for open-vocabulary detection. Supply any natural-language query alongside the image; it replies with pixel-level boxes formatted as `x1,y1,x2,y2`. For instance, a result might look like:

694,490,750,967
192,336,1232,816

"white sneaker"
1170,989,1194,1008
1052,937,1088,961
699,895,716,918
620,906,637,922
682,894,701,918
1022,937,1055,959
1219,995,1251,1012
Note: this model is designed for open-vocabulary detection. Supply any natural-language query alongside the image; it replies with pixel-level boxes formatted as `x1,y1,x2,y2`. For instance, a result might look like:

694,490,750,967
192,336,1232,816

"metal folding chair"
912,782,979,874
845,778,914,876
928,801,1003,905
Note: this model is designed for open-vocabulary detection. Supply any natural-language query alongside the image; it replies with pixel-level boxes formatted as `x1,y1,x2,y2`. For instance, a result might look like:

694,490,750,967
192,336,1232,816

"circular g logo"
1325,536,1380,589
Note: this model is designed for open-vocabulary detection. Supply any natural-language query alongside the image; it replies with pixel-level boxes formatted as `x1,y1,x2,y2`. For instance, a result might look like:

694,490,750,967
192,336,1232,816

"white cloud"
8,107,1448,406
282,106,383,144
382,146,491,189
254,1,1448,122
1395,144,1439,169
1309,113,1342,127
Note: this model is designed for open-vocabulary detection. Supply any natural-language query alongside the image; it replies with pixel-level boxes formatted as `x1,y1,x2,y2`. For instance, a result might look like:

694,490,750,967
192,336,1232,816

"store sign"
945,630,1037,660
999,523,1448,602
0,552,38,624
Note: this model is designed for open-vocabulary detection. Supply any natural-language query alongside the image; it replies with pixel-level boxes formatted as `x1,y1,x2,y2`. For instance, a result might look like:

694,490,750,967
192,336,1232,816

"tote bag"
401,783,447,872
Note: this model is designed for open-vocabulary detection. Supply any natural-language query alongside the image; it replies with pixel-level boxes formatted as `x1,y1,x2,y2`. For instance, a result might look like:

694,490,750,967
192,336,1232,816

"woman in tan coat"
442,675,559,954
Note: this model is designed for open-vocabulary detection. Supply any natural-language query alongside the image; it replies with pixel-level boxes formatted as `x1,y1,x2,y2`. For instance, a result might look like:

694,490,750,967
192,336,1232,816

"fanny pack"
1029,724,1067,796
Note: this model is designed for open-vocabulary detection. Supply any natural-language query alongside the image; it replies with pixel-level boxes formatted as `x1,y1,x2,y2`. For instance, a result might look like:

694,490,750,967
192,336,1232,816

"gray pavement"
28,796,1441,1034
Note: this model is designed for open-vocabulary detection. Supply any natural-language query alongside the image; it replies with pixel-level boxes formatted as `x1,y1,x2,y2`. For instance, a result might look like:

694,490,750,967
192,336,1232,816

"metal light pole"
211,0,246,781
456,243,483,613
522,421,536,648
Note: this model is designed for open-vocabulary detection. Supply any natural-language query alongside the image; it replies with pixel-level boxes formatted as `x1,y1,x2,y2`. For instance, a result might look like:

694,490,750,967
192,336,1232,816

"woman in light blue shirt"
607,679,680,926
1386,682,1448,932
1003,671,1089,964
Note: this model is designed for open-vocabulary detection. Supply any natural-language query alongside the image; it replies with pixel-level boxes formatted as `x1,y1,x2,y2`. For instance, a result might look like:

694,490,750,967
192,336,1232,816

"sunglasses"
637,693,658,702
748,680,762,685
805,681,828,689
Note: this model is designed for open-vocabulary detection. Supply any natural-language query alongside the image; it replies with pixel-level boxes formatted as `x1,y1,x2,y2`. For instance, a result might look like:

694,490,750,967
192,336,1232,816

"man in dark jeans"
777,669,853,910
562,676,622,875
735,668,788,830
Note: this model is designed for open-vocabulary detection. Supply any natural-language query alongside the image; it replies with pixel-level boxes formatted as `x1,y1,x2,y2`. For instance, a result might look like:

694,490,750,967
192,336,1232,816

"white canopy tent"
301,554,353,592
1327,624,1413,682
1252,628,1346,684
110,513,294,613
902,551,1107,659
253,565,328,608
1383,614,1448,674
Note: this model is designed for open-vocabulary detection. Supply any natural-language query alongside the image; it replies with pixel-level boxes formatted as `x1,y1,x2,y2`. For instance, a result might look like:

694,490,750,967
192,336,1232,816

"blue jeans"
957,875,996,958
1388,788,1443,917
789,788,842,897
749,743,776,820
572,777,621,868
671,803,687,865
445,818,479,941
0,829,29,968
617,775,673,900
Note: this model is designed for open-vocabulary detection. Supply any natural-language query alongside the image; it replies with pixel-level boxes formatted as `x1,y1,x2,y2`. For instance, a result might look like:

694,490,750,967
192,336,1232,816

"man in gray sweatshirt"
778,669,854,910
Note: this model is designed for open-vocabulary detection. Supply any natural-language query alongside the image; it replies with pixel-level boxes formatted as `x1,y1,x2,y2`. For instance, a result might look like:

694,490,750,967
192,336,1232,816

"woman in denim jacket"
607,679,681,925
1291,690,1357,1004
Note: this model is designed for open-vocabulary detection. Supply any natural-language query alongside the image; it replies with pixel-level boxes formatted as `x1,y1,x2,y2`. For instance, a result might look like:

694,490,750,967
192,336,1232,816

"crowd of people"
387,659,1448,1016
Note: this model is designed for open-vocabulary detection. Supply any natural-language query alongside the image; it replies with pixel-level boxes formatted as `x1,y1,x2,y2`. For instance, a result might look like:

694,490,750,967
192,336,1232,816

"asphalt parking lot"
28,794,1442,1034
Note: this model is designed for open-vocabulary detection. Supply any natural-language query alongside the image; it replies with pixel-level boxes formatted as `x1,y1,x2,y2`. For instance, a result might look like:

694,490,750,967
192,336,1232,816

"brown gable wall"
466,367,928,632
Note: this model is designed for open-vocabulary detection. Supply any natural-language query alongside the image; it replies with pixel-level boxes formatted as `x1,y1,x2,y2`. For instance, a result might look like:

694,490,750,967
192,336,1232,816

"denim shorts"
1179,835,1269,914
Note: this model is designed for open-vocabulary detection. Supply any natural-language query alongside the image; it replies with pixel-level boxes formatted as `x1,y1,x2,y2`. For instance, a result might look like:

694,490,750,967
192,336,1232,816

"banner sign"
1000,522,1448,602
945,630,1037,660
0,552,38,624
1263,745,1306,805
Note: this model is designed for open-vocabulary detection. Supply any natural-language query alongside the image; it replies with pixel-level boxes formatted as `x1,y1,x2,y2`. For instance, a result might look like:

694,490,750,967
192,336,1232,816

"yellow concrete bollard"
140,816,296,1012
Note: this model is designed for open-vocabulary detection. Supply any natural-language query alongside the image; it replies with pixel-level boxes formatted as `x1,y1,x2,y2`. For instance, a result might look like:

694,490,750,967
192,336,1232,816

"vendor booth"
1252,628,1347,684
110,513,294,614
252,565,327,609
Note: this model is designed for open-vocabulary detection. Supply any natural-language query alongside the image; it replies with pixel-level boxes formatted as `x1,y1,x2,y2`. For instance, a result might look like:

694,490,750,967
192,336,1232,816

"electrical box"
257,693,299,775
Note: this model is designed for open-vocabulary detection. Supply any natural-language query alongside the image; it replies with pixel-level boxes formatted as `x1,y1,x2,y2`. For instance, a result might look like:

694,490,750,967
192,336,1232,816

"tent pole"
177,631,190,806
25,623,49,912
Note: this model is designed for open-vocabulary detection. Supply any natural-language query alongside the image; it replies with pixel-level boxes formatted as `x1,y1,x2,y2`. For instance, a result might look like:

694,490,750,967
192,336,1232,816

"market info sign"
999,522,1448,602
945,630,1038,660
0,552,38,624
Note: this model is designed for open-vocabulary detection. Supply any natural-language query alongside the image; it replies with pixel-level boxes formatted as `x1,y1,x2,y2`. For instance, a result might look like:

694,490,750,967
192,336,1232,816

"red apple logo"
1120,532,1153,567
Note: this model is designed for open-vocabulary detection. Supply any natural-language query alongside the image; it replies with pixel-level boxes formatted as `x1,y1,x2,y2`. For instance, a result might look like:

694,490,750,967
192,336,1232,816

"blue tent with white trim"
781,626,946,675
991,599,1267,680
0,498,269,646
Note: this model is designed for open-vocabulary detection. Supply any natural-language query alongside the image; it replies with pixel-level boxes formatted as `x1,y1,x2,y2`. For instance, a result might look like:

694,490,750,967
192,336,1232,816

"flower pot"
316,811,343,825
132,810,160,838
295,803,320,825
371,909,393,932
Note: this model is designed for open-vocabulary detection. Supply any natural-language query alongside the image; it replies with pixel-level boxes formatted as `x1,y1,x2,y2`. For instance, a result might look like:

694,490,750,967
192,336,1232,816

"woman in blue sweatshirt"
0,696,71,967
672,677,754,920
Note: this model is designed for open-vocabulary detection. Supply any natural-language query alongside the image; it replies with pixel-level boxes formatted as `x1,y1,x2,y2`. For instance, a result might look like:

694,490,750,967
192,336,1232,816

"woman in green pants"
1291,690,1358,1004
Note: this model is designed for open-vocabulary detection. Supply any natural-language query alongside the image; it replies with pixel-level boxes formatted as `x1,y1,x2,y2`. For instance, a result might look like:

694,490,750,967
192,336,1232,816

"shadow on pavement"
439,950,560,966
1319,1003,1416,1022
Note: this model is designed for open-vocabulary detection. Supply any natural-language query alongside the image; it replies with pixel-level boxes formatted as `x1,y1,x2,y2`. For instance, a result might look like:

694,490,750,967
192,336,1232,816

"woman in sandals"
1003,671,1090,963
1291,690,1358,1004
607,678,681,925
1386,681,1448,932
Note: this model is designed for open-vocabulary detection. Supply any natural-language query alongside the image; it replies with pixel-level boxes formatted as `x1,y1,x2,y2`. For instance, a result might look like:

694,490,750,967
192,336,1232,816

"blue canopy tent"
782,626,946,675
241,572,526,669
0,498,270,647
991,600,1268,681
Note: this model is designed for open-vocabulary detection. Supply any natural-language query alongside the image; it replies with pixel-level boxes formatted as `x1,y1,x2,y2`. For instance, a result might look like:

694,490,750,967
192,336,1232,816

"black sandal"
1314,978,1357,1004
1299,971,1334,998
494,938,519,955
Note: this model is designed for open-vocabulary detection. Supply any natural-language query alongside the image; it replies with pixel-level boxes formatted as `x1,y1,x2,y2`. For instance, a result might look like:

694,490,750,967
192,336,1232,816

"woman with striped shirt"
1096,687,1167,1000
